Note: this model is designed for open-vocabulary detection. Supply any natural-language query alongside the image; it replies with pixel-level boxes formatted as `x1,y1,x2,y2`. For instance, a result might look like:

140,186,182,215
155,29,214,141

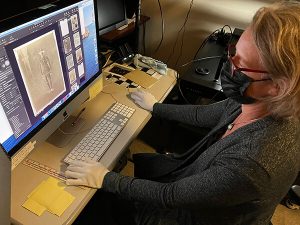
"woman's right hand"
130,90,158,112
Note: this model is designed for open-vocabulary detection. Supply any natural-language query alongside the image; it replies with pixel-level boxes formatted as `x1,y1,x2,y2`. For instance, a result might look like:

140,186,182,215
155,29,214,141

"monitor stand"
47,115,86,148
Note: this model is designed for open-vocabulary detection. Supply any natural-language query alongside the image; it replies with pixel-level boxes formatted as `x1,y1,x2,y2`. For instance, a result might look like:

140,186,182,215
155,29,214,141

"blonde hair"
251,1,300,121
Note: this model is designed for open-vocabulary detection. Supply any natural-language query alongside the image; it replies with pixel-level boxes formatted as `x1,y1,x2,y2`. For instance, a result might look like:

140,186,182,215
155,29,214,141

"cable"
173,70,191,104
174,25,186,68
221,24,232,35
177,78,192,104
179,55,223,68
102,51,113,68
102,55,124,70
176,72,222,105
193,29,221,59
58,90,118,136
101,90,119,102
174,0,194,69
166,0,194,65
142,22,146,55
193,25,233,61
152,0,165,55
206,91,221,105
58,127,88,135
134,0,141,53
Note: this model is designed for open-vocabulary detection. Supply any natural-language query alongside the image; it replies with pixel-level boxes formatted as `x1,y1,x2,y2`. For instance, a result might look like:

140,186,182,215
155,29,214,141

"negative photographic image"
68,68,76,84
76,48,83,63
13,31,66,116
63,37,72,54
66,54,74,69
73,32,81,48
70,14,79,31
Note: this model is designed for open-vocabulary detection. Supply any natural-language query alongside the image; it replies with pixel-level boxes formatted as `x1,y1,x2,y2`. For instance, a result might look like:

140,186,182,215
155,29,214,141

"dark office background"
0,0,58,21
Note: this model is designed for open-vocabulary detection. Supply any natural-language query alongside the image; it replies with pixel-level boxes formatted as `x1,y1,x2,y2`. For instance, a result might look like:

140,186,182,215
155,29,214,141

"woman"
66,1,300,225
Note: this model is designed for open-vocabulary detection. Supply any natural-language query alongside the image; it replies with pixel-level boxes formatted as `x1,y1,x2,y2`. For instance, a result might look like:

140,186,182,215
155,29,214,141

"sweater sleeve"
102,154,265,210
152,99,230,128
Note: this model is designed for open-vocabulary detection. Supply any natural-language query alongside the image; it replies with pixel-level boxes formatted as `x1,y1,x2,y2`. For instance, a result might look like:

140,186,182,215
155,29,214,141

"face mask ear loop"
220,61,257,104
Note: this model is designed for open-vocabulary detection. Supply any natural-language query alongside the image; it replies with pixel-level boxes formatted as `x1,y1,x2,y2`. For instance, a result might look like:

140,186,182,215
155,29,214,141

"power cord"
166,0,194,65
193,25,232,60
174,0,194,69
152,0,164,55
177,77,192,104
214,25,232,46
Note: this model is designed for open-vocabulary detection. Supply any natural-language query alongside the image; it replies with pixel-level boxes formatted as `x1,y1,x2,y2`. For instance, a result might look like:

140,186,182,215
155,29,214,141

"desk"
11,67,177,225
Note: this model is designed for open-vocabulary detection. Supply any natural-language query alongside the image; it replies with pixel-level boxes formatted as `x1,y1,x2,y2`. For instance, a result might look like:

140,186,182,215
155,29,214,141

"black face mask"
220,60,257,104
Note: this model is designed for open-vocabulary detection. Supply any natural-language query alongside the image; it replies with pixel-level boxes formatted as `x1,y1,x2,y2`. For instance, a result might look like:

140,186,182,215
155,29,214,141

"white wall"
141,0,276,74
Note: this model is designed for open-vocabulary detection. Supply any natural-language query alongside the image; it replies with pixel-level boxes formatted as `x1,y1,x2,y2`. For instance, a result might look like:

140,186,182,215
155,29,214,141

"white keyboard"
64,102,135,164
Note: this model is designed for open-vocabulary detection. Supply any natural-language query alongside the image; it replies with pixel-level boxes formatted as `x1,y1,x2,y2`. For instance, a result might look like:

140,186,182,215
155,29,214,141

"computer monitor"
0,0,101,161
96,0,128,35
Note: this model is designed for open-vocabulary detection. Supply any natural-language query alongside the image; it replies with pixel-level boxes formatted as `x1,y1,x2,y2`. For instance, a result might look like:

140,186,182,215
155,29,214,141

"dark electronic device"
96,0,128,36
178,28,244,103
0,0,101,160
95,0,136,63
117,42,134,62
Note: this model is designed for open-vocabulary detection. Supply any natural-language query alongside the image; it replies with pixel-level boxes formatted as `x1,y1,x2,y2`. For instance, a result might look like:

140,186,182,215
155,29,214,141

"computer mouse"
195,67,210,76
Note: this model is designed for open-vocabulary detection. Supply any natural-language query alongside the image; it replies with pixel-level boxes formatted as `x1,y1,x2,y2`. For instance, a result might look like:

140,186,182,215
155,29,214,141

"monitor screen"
96,0,127,35
0,0,101,157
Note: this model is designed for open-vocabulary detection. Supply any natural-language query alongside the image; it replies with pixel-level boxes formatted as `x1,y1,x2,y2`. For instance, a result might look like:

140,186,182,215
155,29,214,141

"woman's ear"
269,79,289,97
268,83,279,96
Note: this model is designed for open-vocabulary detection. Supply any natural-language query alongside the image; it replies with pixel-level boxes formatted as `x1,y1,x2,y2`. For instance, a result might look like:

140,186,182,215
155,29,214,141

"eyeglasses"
227,44,269,75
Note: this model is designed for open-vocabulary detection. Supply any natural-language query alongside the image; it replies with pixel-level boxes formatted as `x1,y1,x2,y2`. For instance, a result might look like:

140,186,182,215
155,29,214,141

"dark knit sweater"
102,99,300,225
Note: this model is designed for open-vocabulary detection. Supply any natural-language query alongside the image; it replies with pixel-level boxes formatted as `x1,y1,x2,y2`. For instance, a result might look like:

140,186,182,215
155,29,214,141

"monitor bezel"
0,0,102,158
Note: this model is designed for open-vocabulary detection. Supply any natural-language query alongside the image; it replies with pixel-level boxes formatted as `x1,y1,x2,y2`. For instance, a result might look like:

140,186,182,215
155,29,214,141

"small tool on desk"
134,54,167,75
23,158,67,181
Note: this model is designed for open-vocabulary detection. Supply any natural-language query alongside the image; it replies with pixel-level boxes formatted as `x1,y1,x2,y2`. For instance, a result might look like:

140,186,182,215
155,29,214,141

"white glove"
65,159,109,189
130,90,158,112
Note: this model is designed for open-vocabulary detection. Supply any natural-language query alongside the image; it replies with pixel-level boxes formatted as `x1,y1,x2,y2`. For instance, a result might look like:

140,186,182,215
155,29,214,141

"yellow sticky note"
46,177,66,189
28,178,64,199
24,177,75,217
89,77,103,101
22,198,46,216
48,191,75,216
27,181,46,198
30,181,63,206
